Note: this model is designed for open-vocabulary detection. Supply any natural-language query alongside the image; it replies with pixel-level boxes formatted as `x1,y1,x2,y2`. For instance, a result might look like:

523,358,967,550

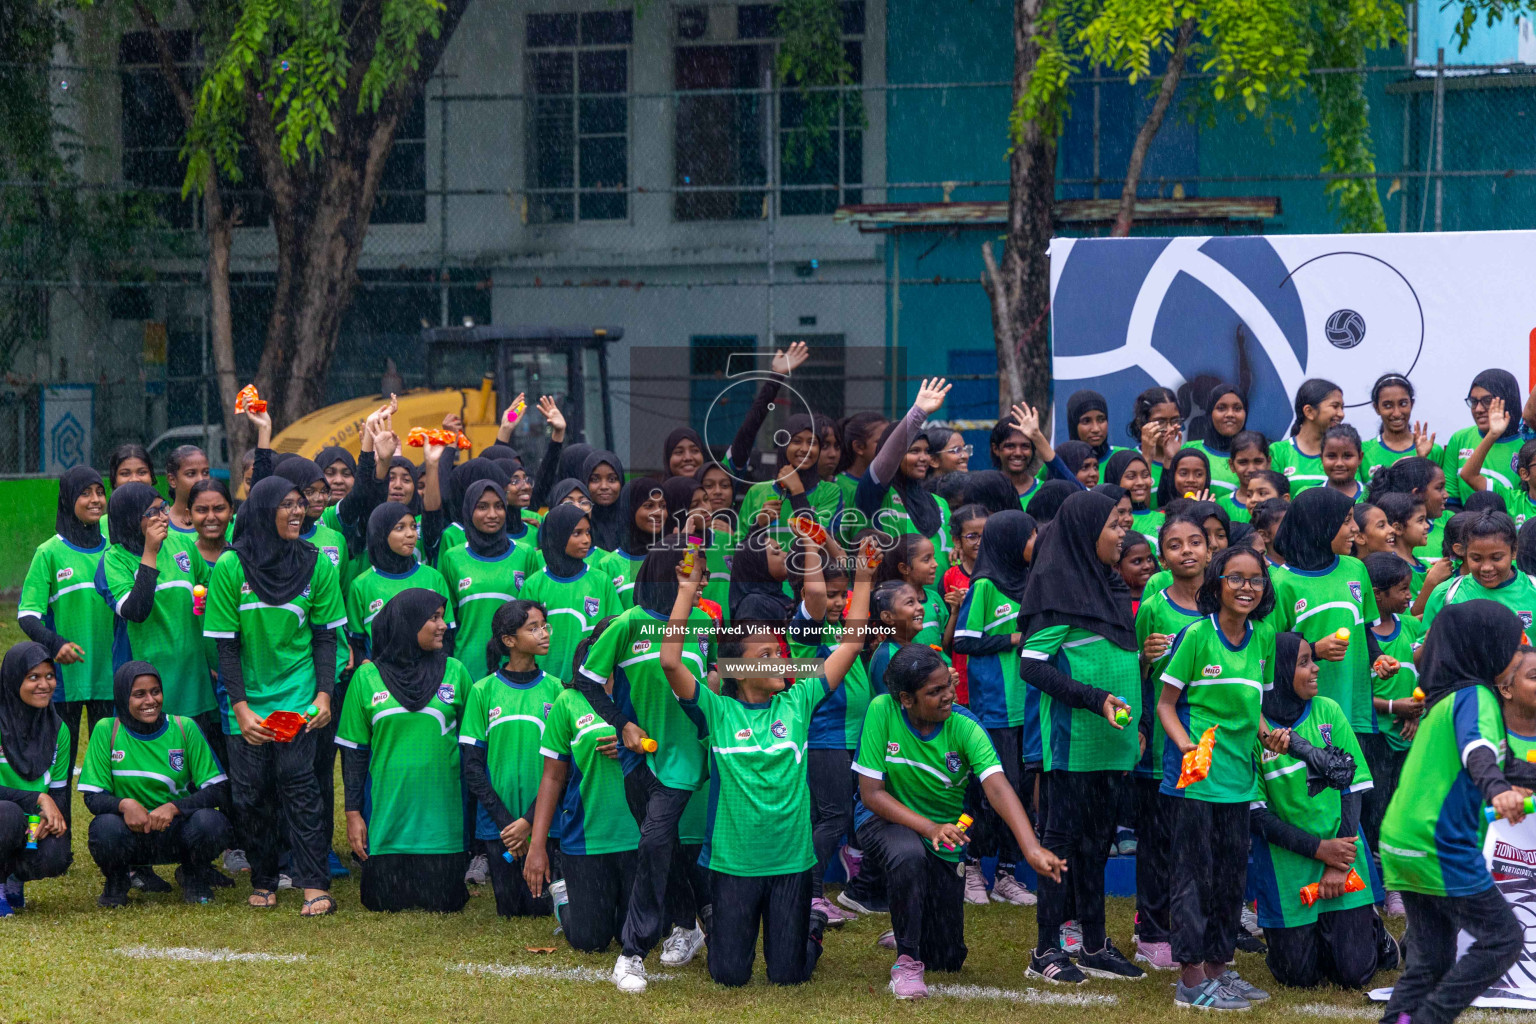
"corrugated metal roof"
833,196,1281,230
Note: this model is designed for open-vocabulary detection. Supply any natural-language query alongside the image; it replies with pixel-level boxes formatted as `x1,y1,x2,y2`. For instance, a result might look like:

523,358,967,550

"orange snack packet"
235,384,267,414
1176,725,1217,789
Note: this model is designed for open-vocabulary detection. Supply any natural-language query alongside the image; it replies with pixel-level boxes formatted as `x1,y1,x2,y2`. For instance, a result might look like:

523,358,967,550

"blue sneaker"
328,851,350,879
0,891,13,918
3,875,22,910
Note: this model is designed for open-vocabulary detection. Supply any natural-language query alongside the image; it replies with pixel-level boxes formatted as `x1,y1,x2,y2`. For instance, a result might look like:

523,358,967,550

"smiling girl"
1191,384,1248,495
1421,511,1536,637
1218,431,1273,524
1362,374,1440,483
1271,379,1345,496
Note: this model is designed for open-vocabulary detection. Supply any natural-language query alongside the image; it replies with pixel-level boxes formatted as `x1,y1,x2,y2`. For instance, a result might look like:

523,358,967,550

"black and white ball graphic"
1325,309,1367,350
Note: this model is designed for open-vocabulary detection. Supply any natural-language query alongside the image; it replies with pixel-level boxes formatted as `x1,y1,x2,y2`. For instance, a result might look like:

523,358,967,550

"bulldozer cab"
422,325,621,467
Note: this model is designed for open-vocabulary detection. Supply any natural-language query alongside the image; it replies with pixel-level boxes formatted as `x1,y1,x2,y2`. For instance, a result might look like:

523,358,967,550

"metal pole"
1434,47,1445,232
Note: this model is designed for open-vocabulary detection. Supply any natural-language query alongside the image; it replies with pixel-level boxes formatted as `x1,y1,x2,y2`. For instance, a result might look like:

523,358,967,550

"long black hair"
1196,545,1276,619
484,599,548,675
1366,455,1440,504
1126,386,1180,444
1289,378,1341,437
835,412,888,475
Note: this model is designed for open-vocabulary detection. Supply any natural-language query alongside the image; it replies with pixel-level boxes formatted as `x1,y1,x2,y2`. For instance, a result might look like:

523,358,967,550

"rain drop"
59,80,68,90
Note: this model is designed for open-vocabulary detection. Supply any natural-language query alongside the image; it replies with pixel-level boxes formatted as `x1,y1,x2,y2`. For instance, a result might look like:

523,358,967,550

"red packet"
262,711,309,742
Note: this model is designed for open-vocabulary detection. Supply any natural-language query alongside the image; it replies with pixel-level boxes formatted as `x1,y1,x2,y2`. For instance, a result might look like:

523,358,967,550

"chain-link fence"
4,3,1536,476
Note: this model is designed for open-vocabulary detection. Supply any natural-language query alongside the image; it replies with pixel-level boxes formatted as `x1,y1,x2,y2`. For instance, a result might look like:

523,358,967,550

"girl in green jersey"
667,476,733,622
833,411,888,510
18,466,114,776
1155,448,1212,508
1322,425,1367,503
1368,455,1449,576
1422,511,1536,637
1378,601,1529,1024
1441,368,1532,508
1104,450,1164,551
1458,394,1536,525
1250,632,1386,989
735,415,844,550
338,589,470,914
462,599,564,918
1351,503,1396,561
1124,386,1183,506
875,534,946,648
346,502,455,662
1361,374,1440,485
79,662,232,907
0,643,72,914
1378,492,1432,605
851,379,952,576
728,529,796,627
1217,432,1274,524
164,444,210,539
519,504,622,681
108,443,155,489
581,450,627,552
441,481,538,666
657,545,872,988
1270,379,1344,497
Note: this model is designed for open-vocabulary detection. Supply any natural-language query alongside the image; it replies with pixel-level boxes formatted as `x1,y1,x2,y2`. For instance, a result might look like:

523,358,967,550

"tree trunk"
983,0,1056,419
1112,18,1196,238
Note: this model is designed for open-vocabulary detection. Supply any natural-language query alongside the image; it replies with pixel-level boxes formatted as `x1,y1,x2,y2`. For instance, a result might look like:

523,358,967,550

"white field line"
929,983,1118,1006
451,962,676,983
115,945,307,964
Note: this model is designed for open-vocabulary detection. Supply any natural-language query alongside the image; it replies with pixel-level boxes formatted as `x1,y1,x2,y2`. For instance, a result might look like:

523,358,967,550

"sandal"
301,893,337,917
248,889,277,909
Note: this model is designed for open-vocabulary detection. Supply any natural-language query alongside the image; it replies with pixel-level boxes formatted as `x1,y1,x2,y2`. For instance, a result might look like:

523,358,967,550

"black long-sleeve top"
531,438,565,511
82,777,229,818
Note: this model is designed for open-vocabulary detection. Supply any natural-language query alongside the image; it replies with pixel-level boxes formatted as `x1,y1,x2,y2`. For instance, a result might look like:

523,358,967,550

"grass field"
0,604,1505,1024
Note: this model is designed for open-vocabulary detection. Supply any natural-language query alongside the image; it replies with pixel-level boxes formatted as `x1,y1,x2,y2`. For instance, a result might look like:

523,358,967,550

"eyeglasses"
961,532,984,543
522,623,552,636
563,497,594,511
943,444,974,458
277,498,307,512
1221,574,1268,591
141,503,169,519
1466,395,1494,410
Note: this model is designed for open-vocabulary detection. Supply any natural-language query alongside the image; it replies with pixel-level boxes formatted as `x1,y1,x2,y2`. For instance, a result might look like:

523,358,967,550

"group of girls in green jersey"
15,349,1536,1022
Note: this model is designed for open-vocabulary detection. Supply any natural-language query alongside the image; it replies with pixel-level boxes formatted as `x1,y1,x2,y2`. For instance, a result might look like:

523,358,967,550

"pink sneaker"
812,896,855,926
877,929,896,949
889,955,928,999
1384,891,1406,917
1133,937,1176,971
839,845,863,881
964,863,990,905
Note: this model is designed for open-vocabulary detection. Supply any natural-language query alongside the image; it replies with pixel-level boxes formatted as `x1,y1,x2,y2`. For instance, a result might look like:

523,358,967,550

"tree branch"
1112,17,1195,238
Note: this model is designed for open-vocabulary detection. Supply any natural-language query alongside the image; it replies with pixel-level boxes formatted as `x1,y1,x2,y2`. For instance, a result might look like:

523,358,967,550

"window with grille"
119,30,195,229
673,2,864,222
372,94,427,224
525,10,633,224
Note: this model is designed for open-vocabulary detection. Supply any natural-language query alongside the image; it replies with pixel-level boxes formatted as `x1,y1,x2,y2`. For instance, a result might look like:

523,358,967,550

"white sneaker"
1240,903,1262,936
990,873,1038,906
612,954,647,993
963,863,990,905
659,924,705,966
464,853,490,886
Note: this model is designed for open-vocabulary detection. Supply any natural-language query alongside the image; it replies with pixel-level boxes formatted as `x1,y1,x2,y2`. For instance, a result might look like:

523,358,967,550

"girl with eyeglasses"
1157,544,1280,1009
927,427,972,477
1269,488,1388,747
461,599,564,918
1440,369,1532,510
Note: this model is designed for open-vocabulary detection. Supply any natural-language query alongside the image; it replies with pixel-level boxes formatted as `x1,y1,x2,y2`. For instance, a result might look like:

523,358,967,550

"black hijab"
462,480,511,559
1272,486,1354,572
1191,383,1245,454
548,477,591,510
315,446,356,477
557,443,595,483
0,643,62,781
387,456,424,515
777,414,823,494
370,589,448,713
876,420,943,538
275,457,326,527
449,458,509,526
57,465,104,549
1102,449,1151,511
1066,389,1113,461
617,477,665,556
661,476,704,536
729,529,796,625
1017,490,1136,648
1056,441,1096,481
965,470,1025,515
635,542,688,616
1026,479,1079,523
231,476,319,605
367,501,417,575
581,450,627,551
107,482,161,557
113,660,166,736
662,427,705,479
1262,631,1310,727
1189,499,1232,542
1156,447,1212,507
1418,599,1524,709
970,509,1036,602
1473,369,1523,440
483,444,521,466
539,503,590,579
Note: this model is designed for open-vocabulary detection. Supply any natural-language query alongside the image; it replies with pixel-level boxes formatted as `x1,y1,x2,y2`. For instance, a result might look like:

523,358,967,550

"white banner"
1370,815,1536,1009
1048,231,1536,444
39,385,93,474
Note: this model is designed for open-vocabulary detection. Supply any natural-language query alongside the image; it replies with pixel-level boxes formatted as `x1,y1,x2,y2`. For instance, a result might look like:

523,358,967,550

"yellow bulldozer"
270,325,622,468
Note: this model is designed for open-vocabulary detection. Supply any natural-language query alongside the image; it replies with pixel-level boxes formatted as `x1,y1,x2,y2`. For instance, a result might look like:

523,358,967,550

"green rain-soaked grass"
0,600,1466,1024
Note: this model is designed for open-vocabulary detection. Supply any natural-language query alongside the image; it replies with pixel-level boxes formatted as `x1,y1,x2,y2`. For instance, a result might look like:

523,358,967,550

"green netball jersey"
594,547,646,610
1197,442,1240,496
19,534,114,701
1361,438,1442,485
344,563,455,656
335,658,470,856
1493,484,1536,530
1270,438,1327,495
1020,625,1140,772
1130,510,1165,553
1135,586,1203,775
1441,426,1528,507
1158,615,1275,803
440,544,538,675
459,668,565,841
1373,614,1425,752
1251,695,1374,929
202,551,347,734
953,578,1025,729
852,695,1000,863
77,715,226,808
1217,493,1253,524
1381,685,1505,897
684,677,828,877
735,479,843,552
578,605,715,791
1270,557,1380,734
515,562,624,681
539,688,639,855
0,721,69,793
1423,572,1536,637
855,481,951,580
911,584,950,648
100,537,215,717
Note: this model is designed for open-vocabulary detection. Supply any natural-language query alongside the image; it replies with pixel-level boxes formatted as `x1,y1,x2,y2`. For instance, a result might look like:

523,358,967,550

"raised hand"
771,340,810,376
1489,397,1510,438
914,378,951,416
1010,402,1042,438
1412,421,1437,458
537,396,566,440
